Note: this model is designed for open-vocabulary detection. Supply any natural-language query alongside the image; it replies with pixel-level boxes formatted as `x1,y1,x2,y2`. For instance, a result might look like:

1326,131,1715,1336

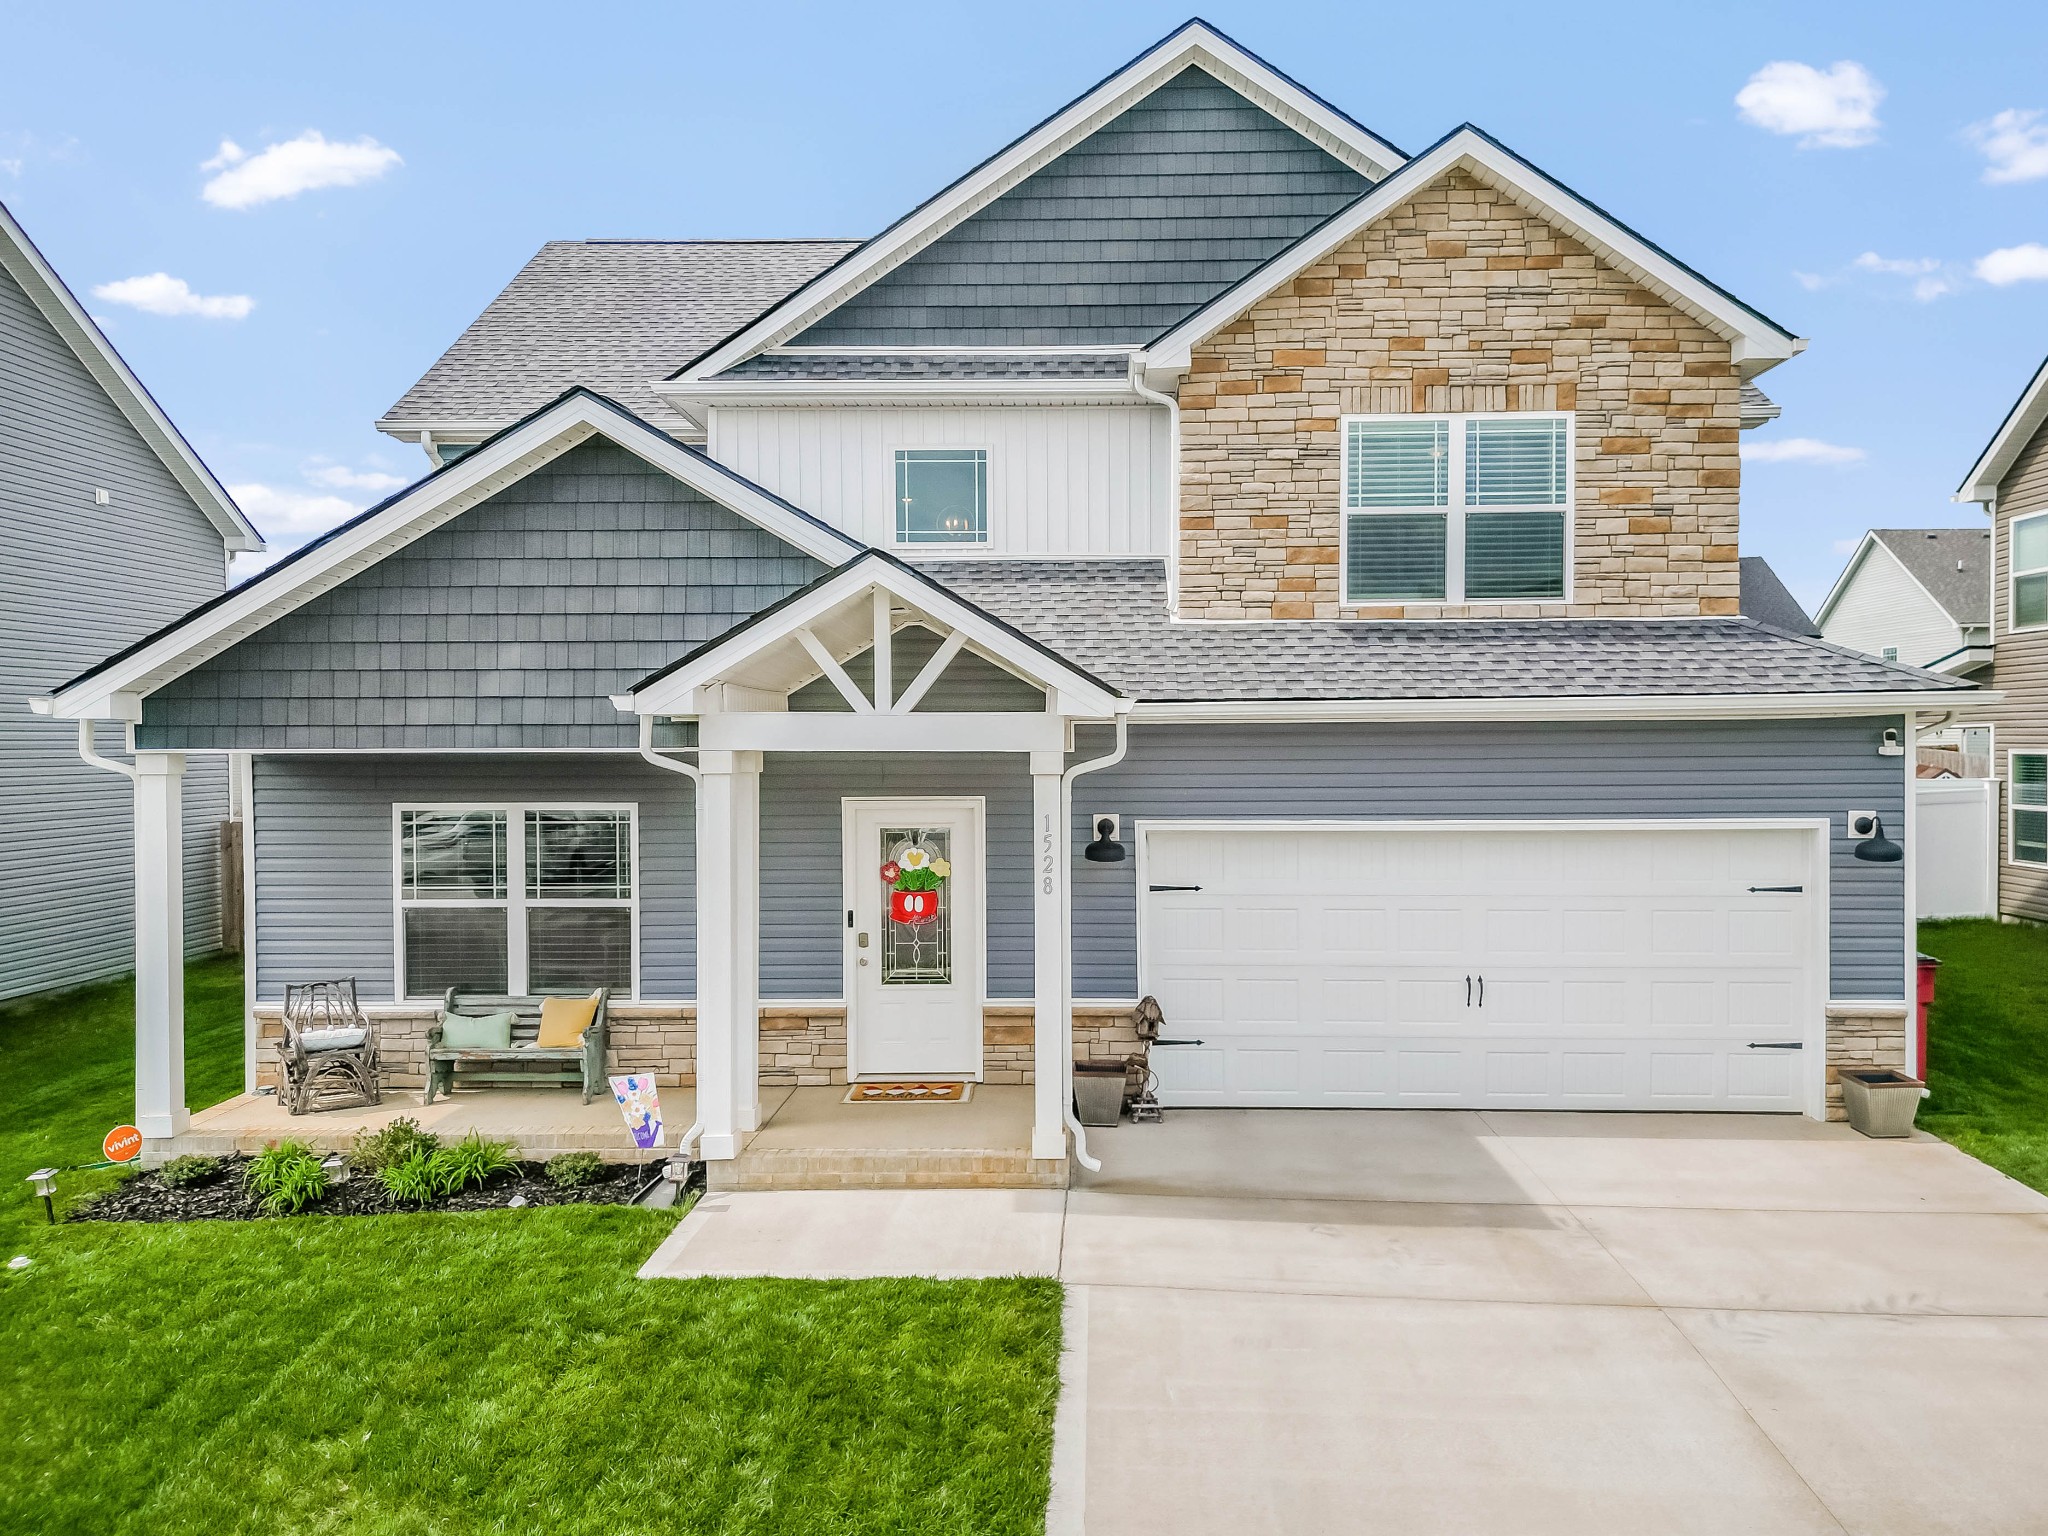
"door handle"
1149,884,1202,892
1477,975,1484,1007
1747,885,1803,893
1747,1041,1802,1050
1465,975,1472,1007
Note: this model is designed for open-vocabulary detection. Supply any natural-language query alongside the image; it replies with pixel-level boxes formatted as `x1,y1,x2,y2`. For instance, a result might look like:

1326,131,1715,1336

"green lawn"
0,960,1060,1535
1917,919,2048,1195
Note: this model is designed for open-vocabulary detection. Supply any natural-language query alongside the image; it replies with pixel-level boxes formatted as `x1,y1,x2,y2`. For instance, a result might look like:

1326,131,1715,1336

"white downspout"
77,719,136,781
638,713,705,1159
1127,360,1181,621
1059,711,1131,1173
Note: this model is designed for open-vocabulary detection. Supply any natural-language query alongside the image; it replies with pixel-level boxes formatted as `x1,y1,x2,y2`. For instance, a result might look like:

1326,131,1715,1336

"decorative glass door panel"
880,828,952,985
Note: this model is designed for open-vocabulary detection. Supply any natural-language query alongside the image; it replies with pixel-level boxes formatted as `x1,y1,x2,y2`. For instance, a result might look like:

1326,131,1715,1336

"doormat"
841,1081,973,1104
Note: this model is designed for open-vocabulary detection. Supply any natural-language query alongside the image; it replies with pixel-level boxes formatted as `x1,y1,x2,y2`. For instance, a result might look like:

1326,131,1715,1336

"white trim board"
1143,127,1802,378
0,199,263,552
1957,352,2048,504
675,20,1405,383
34,391,862,723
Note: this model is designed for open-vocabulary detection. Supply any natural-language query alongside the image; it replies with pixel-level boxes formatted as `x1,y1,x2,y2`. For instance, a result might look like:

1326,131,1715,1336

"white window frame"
392,802,640,1001
1881,646,1899,662
890,445,992,550
2008,508,2048,634
2005,751,2048,868
1339,410,1574,606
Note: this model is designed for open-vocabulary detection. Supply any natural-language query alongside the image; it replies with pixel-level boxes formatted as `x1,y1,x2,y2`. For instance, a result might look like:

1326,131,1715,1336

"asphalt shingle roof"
719,352,1135,380
376,239,860,437
914,560,1975,702
1738,556,1819,636
1869,528,1991,626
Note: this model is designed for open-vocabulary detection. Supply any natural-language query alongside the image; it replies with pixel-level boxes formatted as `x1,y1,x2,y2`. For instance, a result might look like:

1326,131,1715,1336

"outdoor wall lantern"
26,1168,57,1224
1849,811,1903,864
1084,815,1127,863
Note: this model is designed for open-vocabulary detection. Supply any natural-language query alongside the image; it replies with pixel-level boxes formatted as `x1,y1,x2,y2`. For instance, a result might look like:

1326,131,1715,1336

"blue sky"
4,1,2046,605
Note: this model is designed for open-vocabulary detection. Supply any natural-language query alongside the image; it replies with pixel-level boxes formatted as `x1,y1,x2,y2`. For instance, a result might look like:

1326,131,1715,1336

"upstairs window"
895,449,988,545
2010,511,2048,631
1343,413,1570,604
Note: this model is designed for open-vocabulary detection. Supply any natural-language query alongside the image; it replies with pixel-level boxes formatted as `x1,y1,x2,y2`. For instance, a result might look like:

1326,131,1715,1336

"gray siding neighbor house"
1,200,263,1002
41,22,1979,1175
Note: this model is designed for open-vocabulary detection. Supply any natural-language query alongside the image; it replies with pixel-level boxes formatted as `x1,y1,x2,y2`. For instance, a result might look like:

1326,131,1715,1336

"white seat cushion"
297,1027,367,1051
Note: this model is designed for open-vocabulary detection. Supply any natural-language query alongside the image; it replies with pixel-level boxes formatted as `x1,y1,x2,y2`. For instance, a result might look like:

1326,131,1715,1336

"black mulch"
68,1157,680,1223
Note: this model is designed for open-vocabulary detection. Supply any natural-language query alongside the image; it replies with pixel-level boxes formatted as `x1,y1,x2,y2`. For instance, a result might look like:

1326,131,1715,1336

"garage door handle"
1153,1038,1205,1047
1148,884,1202,892
1465,975,1472,1007
1747,1041,1803,1050
1747,885,1803,893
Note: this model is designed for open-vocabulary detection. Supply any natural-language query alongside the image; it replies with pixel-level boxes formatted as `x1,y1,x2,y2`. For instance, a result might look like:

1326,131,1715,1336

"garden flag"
609,1074,663,1150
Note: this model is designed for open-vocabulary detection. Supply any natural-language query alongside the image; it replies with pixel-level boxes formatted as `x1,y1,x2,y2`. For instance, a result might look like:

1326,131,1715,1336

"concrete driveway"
641,1111,2048,1535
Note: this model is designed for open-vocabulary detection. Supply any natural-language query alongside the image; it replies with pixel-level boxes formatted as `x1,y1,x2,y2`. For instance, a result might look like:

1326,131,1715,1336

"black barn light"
1852,815,1903,864
1083,817,1127,863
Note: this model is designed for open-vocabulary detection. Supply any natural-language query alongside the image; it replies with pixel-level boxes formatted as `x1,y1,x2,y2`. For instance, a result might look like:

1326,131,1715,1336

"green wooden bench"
425,987,610,1104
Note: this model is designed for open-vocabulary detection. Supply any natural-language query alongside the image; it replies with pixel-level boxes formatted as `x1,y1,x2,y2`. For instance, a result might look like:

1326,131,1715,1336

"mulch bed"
69,1156,674,1224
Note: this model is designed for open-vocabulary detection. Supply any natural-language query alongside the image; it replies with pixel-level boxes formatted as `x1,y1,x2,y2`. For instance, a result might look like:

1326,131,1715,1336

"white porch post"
134,751,188,1140
733,750,763,1133
1030,753,1068,1161
694,753,740,1159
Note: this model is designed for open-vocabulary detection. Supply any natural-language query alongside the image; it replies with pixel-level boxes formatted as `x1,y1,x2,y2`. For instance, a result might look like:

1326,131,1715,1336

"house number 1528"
1040,813,1056,894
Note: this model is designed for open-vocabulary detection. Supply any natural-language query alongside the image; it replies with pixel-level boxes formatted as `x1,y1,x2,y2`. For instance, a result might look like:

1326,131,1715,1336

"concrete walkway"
639,1110,2048,1535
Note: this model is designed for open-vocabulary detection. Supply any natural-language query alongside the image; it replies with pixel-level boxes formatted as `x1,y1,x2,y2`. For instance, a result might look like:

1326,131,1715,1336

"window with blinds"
2011,512,2048,632
1342,412,1571,603
2011,754,2047,866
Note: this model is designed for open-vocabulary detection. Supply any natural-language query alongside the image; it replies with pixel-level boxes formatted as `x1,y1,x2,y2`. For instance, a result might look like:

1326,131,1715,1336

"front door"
846,799,984,1078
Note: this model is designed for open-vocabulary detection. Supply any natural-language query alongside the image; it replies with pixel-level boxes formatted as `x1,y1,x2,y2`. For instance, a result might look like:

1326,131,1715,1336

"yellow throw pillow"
536,992,601,1048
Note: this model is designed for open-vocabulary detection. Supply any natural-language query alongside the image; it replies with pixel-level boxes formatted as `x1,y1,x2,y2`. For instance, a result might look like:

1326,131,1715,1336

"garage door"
1143,823,1819,1113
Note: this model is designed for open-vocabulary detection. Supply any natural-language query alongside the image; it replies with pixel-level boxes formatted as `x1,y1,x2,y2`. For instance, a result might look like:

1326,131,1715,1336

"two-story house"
1816,528,1992,673
2,200,263,1004
1956,353,2048,921
36,22,1975,1175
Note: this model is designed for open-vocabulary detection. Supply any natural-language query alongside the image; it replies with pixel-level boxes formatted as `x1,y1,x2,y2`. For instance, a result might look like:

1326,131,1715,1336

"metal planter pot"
1840,1068,1923,1138
1072,1064,1127,1127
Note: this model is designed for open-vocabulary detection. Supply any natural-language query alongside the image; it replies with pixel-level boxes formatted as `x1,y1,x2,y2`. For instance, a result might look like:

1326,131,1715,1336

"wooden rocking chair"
277,979,383,1114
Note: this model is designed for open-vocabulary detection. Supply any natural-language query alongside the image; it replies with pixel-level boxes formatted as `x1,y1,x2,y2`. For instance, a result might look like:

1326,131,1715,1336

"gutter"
1058,711,1131,1173
1125,690,1999,725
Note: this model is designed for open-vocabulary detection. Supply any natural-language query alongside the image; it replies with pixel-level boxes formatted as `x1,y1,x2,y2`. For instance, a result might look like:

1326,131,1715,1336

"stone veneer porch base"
1823,1003,1912,1123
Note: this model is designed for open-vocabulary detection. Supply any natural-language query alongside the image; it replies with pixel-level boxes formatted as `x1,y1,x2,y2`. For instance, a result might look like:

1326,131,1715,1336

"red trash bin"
1916,953,1941,1078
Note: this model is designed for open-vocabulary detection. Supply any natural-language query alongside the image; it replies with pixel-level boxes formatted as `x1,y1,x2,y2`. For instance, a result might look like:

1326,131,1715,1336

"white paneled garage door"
1142,822,1822,1113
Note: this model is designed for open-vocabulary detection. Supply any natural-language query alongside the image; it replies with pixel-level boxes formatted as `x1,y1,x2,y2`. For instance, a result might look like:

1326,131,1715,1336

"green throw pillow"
441,1011,516,1050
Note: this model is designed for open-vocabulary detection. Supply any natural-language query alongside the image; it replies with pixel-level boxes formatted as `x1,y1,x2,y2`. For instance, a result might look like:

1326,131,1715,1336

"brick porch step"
709,1146,1068,1191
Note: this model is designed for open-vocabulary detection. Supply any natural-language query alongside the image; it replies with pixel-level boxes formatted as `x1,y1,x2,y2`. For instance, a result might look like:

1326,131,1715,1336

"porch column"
732,751,763,1133
1030,753,1068,1161
134,752,188,1140
694,753,740,1159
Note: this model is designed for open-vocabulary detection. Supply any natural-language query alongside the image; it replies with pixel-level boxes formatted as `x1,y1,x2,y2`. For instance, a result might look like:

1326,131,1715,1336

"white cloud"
1969,108,2048,185
305,463,406,495
227,482,360,535
1742,438,1867,466
1853,252,1937,277
1975,243,2048,285
200,131,402,209
90,272,253,320
1736,61,1883,148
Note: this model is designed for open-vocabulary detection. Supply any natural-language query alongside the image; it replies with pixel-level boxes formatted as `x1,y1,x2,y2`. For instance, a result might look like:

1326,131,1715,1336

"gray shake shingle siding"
787,68,1372,347
141,441,827,751
1,260,228,998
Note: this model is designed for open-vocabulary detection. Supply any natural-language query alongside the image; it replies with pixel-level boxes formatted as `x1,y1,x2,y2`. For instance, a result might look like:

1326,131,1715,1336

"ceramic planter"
1840,1068,1923,1138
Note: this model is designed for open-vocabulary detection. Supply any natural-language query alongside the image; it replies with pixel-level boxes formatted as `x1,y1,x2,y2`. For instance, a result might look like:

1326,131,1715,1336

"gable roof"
1814,528,1991,631
674,19,1406,381
1956,353,2048,504
0,199,263,552
1738,557,1818,636
37,389,861,721
375,239,859,442
1143,125,1803,377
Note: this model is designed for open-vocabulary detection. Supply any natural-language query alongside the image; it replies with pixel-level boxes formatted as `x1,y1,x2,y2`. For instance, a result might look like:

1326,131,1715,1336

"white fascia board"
38,394,861,721
373,418,509,441
625,555,1123,718
1127,691,1990,725
0,200,264,552
1143,130,1803,376
1811,532,1881,629
1928,644,1995,676
1955,354,2048,503
655,378,1142,409
676,22,1405,382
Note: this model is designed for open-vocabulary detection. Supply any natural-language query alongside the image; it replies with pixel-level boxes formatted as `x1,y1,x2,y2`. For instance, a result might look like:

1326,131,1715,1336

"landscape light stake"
27,1168,58,1224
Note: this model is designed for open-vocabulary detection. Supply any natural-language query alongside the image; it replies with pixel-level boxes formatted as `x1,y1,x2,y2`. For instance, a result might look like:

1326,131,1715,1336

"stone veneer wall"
1824,1004,1910,1122
1177,167,1744,620
253,1002,1144,1093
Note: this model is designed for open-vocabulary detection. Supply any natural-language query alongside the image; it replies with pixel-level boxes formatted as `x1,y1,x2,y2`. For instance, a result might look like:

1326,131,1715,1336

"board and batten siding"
249,719,1908,1010
1818,541,1968,669
1069,719,1911,1001
0,263,228,999
1982,417,2048,921
708,405,1167,557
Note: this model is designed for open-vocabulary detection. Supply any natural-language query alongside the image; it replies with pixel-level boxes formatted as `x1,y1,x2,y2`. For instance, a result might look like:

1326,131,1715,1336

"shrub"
244,1140,328,1216
544,1151,604,1188
433,1133,518,1196
158,1154,224,1189
376,1150,440,1207
349,1117,439,1173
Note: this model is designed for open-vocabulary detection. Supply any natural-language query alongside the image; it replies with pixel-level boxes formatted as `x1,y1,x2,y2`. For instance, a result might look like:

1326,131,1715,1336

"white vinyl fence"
1916,778,1996,919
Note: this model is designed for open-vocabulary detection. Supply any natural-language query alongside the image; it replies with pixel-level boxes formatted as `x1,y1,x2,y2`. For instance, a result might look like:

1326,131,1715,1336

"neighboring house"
1738,556,1818,636
1956,352,2048,921
1,200,264,1002
37,22,1974,1162
1815,528,1992,673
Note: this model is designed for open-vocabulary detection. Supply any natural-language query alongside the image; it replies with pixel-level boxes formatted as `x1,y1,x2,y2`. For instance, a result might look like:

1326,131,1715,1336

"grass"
0,960,1061,1534
1916,919,2048,1195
